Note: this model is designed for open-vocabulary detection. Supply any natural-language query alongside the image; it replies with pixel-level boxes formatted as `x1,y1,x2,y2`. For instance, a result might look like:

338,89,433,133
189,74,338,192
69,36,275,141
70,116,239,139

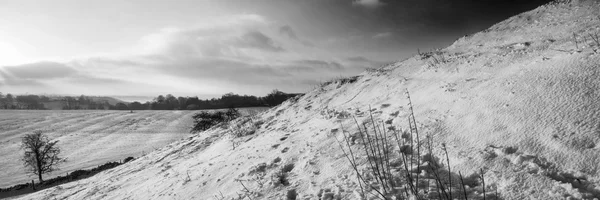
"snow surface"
0,108,265,189
13,0,600,199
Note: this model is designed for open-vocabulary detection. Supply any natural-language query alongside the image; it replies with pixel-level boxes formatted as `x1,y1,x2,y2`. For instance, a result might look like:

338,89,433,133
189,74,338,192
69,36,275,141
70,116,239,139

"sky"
0,0,552,97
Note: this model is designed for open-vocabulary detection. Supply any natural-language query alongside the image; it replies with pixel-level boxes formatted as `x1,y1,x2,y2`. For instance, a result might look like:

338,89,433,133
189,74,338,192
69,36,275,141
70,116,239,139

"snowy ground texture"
14,0,600,199
0,110,196,188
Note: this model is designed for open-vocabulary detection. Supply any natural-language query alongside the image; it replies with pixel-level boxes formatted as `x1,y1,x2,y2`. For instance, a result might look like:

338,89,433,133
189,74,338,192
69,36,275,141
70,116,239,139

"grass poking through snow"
335,91,491,199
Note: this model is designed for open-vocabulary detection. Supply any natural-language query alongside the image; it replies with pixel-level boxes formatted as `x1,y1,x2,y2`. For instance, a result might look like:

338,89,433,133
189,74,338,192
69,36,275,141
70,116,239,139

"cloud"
353,0,385,7
124,15,352,90
0,60,149,94
235,31,284,52
1,14,370,95
159,58,289,80
372,32,392,39
0,70,45,87
0,62,69,91
346,56,371,62
135,17,289,64
138,14,274,58
292,60,343,70
278,25,314,47
81,58,143,67
345,56,387,68
150,56,351,87
67,75,132,85
0,60,184,95
0,62,76,80
279,25,298,40
301,41,315,47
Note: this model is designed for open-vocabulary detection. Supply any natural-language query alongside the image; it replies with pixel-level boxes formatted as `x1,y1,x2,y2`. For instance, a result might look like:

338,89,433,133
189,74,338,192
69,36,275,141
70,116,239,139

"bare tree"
21,130,63,183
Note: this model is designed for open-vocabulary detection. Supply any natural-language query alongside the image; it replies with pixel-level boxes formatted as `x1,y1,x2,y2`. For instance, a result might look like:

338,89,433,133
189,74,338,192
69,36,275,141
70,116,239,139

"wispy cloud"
137,14,271,58
352,0,385,8
292,60,343,70
345,56,387,68
0,62,72,89
0,72,46,87
235,31,284,52
346,56,371,63
0,62,76,80
372,32,392,39
278,25,313,47
279,25,298,40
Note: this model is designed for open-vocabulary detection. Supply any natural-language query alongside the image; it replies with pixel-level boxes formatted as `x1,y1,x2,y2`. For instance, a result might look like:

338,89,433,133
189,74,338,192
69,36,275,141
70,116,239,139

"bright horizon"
0,0,550,97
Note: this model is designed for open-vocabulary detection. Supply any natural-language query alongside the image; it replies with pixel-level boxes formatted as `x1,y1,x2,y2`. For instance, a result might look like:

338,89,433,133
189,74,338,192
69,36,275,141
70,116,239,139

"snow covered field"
0,108,266,188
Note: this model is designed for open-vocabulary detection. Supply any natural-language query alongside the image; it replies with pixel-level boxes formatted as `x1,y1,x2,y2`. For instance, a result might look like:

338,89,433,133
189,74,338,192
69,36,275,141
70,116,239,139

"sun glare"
0,41,27,66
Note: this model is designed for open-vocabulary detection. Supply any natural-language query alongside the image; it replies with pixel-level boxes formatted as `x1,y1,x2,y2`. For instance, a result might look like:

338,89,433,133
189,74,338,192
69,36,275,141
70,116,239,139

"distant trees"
114,103,129,110
21,131,63,183
0,93,112,110
166,94,179,109
62,96,76,109
156,95,165,103
15,95,45,109
264,89,297,106
6,94,14,106
128,101,145,110
186,104,199,110
62,95,107,110
140,90,302,111
0,89,302,111
185,97,201,109
177,97,187,110
78,95,87,105
0,92,8,109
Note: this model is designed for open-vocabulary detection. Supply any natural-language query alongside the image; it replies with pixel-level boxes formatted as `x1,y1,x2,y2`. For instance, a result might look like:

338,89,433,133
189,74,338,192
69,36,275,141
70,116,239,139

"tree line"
0,93,111,110
0,89,301,110
0,93,47,109
115,89,302,110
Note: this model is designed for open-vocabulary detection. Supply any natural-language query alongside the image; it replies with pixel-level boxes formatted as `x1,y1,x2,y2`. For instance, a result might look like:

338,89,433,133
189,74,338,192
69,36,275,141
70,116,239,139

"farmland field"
0,108,268,188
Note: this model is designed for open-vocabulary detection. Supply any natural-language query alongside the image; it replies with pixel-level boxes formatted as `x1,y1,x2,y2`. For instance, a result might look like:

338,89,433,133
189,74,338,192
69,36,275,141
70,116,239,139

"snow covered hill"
16,0,600,199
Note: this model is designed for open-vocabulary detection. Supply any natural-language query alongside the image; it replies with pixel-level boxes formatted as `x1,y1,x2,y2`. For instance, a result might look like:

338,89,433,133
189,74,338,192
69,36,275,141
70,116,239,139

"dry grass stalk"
443,144,452,200
481,169,486,200
459,171,468,200
335,91,465,199
590,32,600,46
238,180,254,200
574,33,579,49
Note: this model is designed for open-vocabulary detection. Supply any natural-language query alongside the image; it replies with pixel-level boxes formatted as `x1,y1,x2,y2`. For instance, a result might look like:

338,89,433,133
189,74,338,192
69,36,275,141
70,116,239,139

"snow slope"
16,0,600,199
